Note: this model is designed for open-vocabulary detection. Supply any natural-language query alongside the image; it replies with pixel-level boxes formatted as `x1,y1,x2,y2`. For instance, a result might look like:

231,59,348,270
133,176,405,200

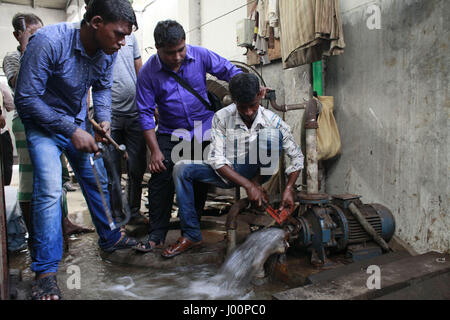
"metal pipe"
225,198,249,254
269,99,307,112
226,230,237,256
305,99,319,193
348,202,391,252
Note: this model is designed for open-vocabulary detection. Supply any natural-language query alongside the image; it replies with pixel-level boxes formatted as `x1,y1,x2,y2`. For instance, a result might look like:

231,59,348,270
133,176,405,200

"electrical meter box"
236,19,255,48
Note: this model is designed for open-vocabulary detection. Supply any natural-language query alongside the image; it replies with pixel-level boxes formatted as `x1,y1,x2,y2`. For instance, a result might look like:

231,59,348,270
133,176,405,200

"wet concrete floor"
7,167,298,300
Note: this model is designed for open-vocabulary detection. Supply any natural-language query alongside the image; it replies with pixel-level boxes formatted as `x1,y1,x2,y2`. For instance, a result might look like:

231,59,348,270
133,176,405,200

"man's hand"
94,121,111,144
17,28,33,54
0,115,6,129
149,149,166,174
71,128,99,154
279,186,295,213
245,182,268,208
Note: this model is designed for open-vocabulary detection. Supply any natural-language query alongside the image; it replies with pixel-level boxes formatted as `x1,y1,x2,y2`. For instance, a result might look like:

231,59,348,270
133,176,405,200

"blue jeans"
173,130,283,242
25,123,121,275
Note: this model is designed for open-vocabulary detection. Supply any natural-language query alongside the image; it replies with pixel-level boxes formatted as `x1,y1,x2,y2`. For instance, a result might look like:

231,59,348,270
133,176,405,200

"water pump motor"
289,194,395,264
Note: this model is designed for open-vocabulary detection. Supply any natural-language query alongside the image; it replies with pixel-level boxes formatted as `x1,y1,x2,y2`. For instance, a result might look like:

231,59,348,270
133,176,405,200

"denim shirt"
14,22,116,138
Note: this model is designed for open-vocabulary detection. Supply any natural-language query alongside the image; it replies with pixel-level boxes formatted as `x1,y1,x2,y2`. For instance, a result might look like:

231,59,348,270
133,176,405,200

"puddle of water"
8,210,289,300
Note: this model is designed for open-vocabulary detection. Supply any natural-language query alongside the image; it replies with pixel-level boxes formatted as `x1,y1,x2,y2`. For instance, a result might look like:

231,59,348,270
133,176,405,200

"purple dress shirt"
136,45,241,141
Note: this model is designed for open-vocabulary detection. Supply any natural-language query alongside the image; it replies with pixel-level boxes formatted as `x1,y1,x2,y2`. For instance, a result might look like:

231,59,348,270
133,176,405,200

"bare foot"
33,273,61,300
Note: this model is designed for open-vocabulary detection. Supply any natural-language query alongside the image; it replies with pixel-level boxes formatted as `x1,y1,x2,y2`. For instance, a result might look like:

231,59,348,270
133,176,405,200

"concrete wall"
325,0,449,254
0,2,67,76
0,2,66,156
134,0,179,62
199,0,248,62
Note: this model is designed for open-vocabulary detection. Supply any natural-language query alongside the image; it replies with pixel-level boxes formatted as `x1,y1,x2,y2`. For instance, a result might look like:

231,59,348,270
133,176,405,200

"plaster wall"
199,0,248,62
325,0,449,253
0,2,66,75
0,2,66,156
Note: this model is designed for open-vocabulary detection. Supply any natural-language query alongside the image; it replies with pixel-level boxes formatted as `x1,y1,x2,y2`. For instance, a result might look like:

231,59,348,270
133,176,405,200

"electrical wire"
186,0,257,34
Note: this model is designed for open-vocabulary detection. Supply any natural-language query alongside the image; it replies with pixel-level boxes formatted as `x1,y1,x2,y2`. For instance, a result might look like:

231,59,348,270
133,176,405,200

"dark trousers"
1,130,13,186
147,133,209,244
109,114,147,217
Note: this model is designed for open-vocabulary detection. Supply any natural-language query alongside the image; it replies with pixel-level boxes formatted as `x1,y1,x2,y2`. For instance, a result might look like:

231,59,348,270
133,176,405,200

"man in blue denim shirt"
14,0,138,300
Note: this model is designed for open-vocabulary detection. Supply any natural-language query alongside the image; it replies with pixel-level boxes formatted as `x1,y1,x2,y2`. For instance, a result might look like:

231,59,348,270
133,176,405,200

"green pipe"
312,60,323,96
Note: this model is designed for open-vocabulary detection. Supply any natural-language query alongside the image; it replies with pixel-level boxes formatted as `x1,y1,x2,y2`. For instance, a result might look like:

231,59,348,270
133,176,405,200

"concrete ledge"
273,252,450,300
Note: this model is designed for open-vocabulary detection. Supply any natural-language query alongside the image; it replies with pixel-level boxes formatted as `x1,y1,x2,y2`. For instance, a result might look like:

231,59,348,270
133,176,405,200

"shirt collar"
74,23,104,60
233,105,264,130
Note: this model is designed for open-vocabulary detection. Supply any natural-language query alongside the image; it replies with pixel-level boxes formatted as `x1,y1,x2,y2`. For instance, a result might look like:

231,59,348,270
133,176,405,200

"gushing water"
216,228,288,289
186,228,288,298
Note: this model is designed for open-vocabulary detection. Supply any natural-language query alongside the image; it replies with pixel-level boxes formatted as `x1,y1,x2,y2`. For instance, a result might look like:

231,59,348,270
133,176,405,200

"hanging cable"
186,0,257,34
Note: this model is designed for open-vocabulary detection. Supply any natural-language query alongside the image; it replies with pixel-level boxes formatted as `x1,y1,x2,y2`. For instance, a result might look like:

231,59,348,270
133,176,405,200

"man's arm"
14,33,79,138
275,114,304,211
208,113,266,206
143,128,166,173
279,170,300,212
14,33,98,153
136,64,165,173
2,53,20,90
91,56,115,130
217,165,267,207
203,48,242,82
0,83,14,112
134,57,143,76
131,33,143,76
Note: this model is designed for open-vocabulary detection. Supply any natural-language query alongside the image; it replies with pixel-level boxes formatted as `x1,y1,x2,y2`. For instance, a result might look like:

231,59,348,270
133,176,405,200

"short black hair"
12,13,43,32
84,0,138,31
229,73,260,105
154,20,185,48
84,0,90,5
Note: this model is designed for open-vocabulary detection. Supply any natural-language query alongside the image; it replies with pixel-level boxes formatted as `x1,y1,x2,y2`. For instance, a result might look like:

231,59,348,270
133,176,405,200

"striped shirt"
207,103,304,175
2,49,20,119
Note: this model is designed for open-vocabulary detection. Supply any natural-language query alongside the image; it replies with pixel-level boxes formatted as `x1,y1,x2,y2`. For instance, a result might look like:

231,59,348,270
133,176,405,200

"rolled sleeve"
207,114,232,170
0,83,14,112
2,53,20,89
14,34,78,137
279,122,304,175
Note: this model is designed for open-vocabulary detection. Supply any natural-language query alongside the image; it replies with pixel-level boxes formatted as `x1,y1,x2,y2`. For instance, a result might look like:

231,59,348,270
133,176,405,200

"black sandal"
31,275,62,300
103,232,138,253
133,236,163,253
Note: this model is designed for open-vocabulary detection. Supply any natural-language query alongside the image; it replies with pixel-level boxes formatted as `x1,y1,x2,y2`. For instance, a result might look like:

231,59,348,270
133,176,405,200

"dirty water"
8,211,291,300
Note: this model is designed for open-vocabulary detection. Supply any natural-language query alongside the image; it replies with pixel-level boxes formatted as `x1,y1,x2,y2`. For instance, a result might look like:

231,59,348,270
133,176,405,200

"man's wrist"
284,185,295,192
242,179,255,191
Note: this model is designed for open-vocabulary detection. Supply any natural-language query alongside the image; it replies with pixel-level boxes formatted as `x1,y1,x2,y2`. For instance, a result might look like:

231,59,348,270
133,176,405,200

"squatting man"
161,72,304,258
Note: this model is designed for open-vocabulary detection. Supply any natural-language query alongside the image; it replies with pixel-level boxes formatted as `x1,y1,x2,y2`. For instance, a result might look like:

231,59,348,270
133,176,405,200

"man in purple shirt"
134,20,242,252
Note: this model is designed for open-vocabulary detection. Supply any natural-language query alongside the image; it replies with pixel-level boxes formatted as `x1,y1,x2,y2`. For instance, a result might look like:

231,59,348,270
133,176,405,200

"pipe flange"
297,192,330,205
